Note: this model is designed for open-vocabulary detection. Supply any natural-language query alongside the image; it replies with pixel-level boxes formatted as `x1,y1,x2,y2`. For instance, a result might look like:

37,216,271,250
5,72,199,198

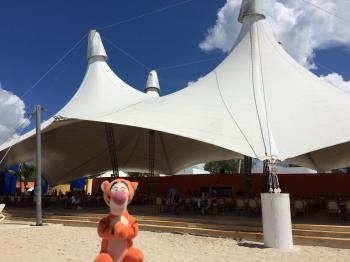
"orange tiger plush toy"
94,179,144,262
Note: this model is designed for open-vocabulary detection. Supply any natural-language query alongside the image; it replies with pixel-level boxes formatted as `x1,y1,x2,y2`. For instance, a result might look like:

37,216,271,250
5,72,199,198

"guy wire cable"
0,33,87,122
301,0,350,25
155,55,224,72
0,114,33,165
21,33,87,99
0,113,31,145
101,36,151,71
98,0,196,30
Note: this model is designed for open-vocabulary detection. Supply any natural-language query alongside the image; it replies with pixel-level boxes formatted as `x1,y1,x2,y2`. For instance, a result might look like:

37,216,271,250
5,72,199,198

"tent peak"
238,0,265,23
87,29,108,63
145,70,160,97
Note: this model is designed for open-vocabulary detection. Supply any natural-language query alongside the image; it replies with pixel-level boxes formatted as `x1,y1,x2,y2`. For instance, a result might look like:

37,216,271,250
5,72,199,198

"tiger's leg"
94,253,113,262
122,247,144,262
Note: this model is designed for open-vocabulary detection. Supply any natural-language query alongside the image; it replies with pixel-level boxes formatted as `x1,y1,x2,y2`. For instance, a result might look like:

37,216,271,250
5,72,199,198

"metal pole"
34,105,43,226
105,123,119,177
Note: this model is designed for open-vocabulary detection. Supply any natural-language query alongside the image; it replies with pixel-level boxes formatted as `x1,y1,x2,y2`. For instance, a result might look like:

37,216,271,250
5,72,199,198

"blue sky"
314,47,350,78
0,0,225,118
0,0,349,135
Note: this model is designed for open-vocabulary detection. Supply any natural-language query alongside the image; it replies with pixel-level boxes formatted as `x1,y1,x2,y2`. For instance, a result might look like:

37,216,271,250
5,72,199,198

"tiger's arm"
127,215,139,239
113,215,139,240
97,216,116,240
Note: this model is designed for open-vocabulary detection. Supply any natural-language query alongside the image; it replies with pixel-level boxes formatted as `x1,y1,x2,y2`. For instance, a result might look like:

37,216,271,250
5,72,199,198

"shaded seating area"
2,189,350,225
2,189,350,222
0,193,104,210
2,171,350,224
85,175,350,221
146,192,350,222
327,199,350,219
150,194,263,217
292,198,320,216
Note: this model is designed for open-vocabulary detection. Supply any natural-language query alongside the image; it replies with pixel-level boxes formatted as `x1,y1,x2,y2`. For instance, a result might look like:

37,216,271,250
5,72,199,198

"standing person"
168,187,179,214
200,192,208,215
211,190,218,214
173,190,180,214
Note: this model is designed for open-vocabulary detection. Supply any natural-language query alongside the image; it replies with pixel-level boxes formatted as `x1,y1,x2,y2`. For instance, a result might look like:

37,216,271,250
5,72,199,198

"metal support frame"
33,105,43,226
261,159,289,249
148,130,156,195
268,159,281,193
262,160,270,192
148,130,155,176
243,156,252,197
263,159,281,193
104,123,119,177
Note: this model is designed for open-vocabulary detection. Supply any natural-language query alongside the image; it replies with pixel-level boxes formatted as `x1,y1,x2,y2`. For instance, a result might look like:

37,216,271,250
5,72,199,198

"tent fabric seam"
256,20,274,158
213,70,258,158
249,23,268,157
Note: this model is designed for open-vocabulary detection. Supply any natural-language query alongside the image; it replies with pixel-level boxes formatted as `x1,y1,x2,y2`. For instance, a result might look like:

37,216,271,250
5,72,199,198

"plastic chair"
224,197,233,211
327,201,339,216
0,204,5,223
9,196,15,205
346,201,350,219
248,199,259,215
217,198,225,212
235,198,246,215
184,198,192,210
155,197,163,212
294,200,306,216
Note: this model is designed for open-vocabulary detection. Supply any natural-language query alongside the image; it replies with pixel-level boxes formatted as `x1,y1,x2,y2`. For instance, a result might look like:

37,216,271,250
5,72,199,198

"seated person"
71,193,83,210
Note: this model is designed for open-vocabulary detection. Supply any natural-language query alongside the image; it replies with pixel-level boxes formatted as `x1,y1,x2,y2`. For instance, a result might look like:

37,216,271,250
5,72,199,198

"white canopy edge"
2,0,350,182
57,30,152,119
82,0,350,169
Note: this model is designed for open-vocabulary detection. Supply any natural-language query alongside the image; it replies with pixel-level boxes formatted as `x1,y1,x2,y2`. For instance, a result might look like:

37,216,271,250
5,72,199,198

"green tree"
127,172,158,177
287,164,300,168
8,162,36,194
204,159,243,174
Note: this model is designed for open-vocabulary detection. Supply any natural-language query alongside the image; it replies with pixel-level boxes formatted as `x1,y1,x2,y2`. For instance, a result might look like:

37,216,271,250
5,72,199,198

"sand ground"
0,223,349,262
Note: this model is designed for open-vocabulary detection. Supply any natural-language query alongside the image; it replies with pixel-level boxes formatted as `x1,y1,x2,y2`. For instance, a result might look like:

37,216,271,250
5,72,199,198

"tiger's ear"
101,181,109,192
131,182,138,191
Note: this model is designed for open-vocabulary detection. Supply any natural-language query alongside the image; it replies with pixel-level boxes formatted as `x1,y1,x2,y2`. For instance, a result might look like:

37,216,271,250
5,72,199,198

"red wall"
92,173,350,198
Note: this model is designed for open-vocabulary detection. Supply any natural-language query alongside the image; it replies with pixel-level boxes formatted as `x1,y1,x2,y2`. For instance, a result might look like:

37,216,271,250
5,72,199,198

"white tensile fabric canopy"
92,0,350,171
1,0,350,185
0,31,237,185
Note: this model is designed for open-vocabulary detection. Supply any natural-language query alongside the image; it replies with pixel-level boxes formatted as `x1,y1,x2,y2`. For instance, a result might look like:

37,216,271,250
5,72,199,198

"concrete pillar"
261,193,293,249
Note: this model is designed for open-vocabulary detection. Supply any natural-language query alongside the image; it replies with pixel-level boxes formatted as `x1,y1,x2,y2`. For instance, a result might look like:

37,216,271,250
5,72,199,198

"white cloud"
0,84,30,145
200,0,350,69
199,0,242,53
320,73,350,93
